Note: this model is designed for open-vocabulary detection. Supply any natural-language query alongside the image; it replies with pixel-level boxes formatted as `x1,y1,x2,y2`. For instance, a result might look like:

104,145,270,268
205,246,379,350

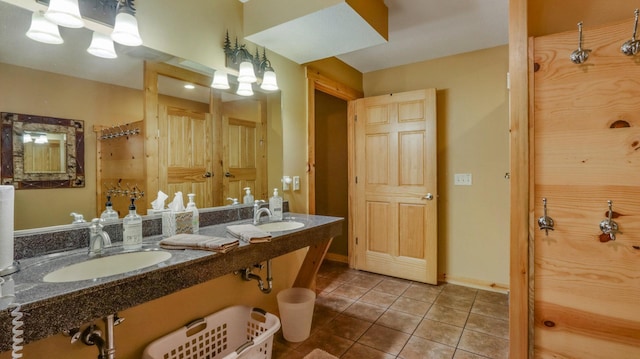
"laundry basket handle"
234,340,255,355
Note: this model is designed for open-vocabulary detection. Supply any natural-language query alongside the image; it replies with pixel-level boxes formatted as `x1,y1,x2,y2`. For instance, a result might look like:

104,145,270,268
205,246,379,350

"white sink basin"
256,221,305,232
43,250,172,283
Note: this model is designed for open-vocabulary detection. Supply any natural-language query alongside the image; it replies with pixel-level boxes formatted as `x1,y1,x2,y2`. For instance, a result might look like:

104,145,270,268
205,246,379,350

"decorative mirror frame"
1,112,84,189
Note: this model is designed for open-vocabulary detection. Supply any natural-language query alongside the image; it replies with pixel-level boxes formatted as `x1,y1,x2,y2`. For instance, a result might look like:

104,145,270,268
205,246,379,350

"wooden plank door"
351,89,438,284
159,105,213,208
222,99,267,203
532,21,640,358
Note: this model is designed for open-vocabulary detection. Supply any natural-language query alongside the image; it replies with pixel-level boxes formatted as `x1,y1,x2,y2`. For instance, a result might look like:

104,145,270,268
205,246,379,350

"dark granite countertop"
0,213,343,352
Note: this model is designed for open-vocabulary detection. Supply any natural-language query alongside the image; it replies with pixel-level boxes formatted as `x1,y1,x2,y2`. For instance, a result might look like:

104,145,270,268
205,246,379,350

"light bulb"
260,70,279,91
44,0,84,28
236,82,254,96
237,61,257,83
211,71,230,89
111,12,142,46
26,11,64,44
87,32,117,59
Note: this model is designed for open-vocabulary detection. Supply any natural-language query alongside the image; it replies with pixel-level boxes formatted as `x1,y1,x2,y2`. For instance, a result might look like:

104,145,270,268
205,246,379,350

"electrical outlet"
282,176,291,191
454,173,472,186
293,176,300,191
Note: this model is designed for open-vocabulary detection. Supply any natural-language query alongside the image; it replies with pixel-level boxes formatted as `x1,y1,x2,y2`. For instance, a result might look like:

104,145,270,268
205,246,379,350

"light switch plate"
454,173,472,186
282,176,291,191
293,176,300,191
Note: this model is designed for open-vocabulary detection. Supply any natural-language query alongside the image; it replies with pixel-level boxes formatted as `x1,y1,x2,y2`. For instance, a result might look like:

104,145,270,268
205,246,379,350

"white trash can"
276,287,316,342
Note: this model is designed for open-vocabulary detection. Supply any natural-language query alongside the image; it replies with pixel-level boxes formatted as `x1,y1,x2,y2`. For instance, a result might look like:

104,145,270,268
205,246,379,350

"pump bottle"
186,193,199,234
100,195,119,222
243,187,254,204
123,198,143,250
269,188,283,221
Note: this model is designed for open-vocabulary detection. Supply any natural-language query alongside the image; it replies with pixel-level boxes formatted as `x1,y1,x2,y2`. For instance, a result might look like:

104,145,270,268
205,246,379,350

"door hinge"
355,176,358,184
355,237,358,245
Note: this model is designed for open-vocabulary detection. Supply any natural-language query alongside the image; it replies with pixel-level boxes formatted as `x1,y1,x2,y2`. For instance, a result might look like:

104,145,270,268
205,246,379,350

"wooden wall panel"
532,19,640,358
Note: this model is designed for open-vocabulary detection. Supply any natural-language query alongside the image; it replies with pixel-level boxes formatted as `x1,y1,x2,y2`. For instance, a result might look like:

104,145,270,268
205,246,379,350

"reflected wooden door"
222,99,267,203
351,89,438,284
159,105,213,208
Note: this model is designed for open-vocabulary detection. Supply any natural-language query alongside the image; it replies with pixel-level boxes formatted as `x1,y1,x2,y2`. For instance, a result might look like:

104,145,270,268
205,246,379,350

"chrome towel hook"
621,9,640,56
570,21,592,64
537,198,555,236
599,200,622,242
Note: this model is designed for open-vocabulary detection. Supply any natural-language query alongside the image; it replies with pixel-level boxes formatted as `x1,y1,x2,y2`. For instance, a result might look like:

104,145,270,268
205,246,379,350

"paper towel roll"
0,185,15,271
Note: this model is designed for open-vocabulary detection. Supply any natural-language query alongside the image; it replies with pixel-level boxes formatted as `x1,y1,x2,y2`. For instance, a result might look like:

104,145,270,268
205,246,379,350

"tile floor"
272,260,509,359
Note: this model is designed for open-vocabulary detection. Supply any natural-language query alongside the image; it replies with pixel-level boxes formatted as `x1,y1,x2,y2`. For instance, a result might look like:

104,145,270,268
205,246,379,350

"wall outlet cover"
454,173,472,186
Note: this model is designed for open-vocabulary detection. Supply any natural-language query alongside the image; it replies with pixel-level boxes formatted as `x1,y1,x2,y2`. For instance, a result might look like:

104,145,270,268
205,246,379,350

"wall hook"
599,200,622,242
537,198,555,236
570,21,592,64
621,9,640,56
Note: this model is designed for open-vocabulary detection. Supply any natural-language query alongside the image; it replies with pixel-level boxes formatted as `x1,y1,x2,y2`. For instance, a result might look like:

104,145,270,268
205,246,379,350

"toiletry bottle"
243,187,254,204
186,193,199,234
269,188,283,221
123,198,143,250
100,195,119,222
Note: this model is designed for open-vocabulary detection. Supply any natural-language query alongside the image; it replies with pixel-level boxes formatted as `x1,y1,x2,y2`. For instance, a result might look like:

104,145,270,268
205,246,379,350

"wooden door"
222,99,267,203
532,21,640,358
351,89,438,284
159,105,213,208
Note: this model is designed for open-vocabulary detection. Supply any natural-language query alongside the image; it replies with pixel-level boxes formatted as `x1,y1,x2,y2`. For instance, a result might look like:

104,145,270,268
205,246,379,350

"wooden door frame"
306,68,363,265
144,62,223,210
509,0,531,358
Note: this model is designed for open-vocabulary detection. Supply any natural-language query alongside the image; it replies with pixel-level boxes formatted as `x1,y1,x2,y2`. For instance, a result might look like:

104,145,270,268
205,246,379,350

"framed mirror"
1,112,84,189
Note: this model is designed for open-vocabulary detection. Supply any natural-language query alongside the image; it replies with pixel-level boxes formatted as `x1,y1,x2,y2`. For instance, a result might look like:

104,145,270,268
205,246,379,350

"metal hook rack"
104,181,144,200
99,122,141,140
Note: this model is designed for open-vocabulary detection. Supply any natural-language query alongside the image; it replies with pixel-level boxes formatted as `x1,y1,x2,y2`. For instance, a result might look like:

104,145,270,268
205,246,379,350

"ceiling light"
44,0,84,28
111,1,143,46
211,71,230,89
236,82,254,96
184,84,195,89
87,32,118,59
26,11,64,44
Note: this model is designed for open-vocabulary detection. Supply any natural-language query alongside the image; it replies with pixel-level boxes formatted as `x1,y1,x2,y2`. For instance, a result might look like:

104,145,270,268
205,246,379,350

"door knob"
224,172,235,178
202,171,212,178
422,193,434,200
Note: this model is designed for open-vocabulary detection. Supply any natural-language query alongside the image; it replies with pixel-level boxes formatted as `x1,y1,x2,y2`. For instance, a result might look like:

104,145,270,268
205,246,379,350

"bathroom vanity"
0,207,342,352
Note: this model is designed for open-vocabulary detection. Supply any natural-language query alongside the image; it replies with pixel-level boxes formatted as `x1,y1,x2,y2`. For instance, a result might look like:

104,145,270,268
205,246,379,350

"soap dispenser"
100,195,119,222
269,188,283,221
185,193,199,234
243,187,254,205
123,198,142,250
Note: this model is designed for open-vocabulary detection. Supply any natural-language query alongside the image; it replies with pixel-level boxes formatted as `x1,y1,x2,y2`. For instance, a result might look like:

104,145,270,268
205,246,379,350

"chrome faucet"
88,218,111,257
253,200,272,225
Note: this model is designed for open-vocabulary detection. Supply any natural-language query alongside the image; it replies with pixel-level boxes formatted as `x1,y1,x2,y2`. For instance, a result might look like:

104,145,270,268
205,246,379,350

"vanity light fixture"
23,133,33,143
87,32,118,59
44,0,84,28
35,134,49,144
236,82,254,96
26,11,64,44
223,31,279,94
211,71,230,90
111,0,143,47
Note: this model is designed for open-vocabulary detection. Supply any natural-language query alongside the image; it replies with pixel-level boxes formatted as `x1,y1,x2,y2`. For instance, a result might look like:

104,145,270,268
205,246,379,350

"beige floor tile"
470,300,508,320
294,327,354,358
475,290,508,306
326,314,372,341
271,340,305,359
402,284,440,303
376,309,422,333
360,290,399,308
413,319,463,347
434,293,475,312
311,305,340,333
441,284,478,300
453,349,488,359
465,313,509,339
331,283,371,300
343,301,387,322
342,343,396,359
426,305,470,327
457,329,509,359
398,336,455,359
358,324,411,355
348,273,384,290
389,296,432,316
315,292,355,313
374,279,411,296
316,276,341,293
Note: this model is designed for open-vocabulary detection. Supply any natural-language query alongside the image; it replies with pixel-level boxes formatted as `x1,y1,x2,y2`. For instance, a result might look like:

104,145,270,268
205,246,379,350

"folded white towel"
159,234,239,253
226,224,272,243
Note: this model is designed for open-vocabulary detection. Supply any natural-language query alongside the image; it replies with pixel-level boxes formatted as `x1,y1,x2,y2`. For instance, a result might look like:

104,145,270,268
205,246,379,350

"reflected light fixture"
223,32,279,95
236,82,254,96
184,84,195,89
238,61,257,84
211,71,230,90
44,0,84,28
260,64,278,91
87,32,117,59
26,11,64,44
111,0,143,46
35,134,49,144
23,133,33,143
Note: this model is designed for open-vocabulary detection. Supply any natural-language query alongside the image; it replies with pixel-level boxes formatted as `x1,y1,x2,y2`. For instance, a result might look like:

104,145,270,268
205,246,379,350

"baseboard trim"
324,253,348,263
439,274,509,294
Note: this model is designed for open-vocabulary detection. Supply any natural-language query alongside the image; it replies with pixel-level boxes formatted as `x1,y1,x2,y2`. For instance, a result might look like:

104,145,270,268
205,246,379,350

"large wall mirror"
0,0,283,229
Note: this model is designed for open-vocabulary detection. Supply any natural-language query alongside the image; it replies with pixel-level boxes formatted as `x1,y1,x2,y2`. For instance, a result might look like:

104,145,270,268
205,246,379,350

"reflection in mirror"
0,0,282,229
1,112,84,189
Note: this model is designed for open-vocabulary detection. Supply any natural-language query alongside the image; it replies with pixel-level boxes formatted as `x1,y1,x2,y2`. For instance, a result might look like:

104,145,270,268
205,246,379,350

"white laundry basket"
142,305,280,359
